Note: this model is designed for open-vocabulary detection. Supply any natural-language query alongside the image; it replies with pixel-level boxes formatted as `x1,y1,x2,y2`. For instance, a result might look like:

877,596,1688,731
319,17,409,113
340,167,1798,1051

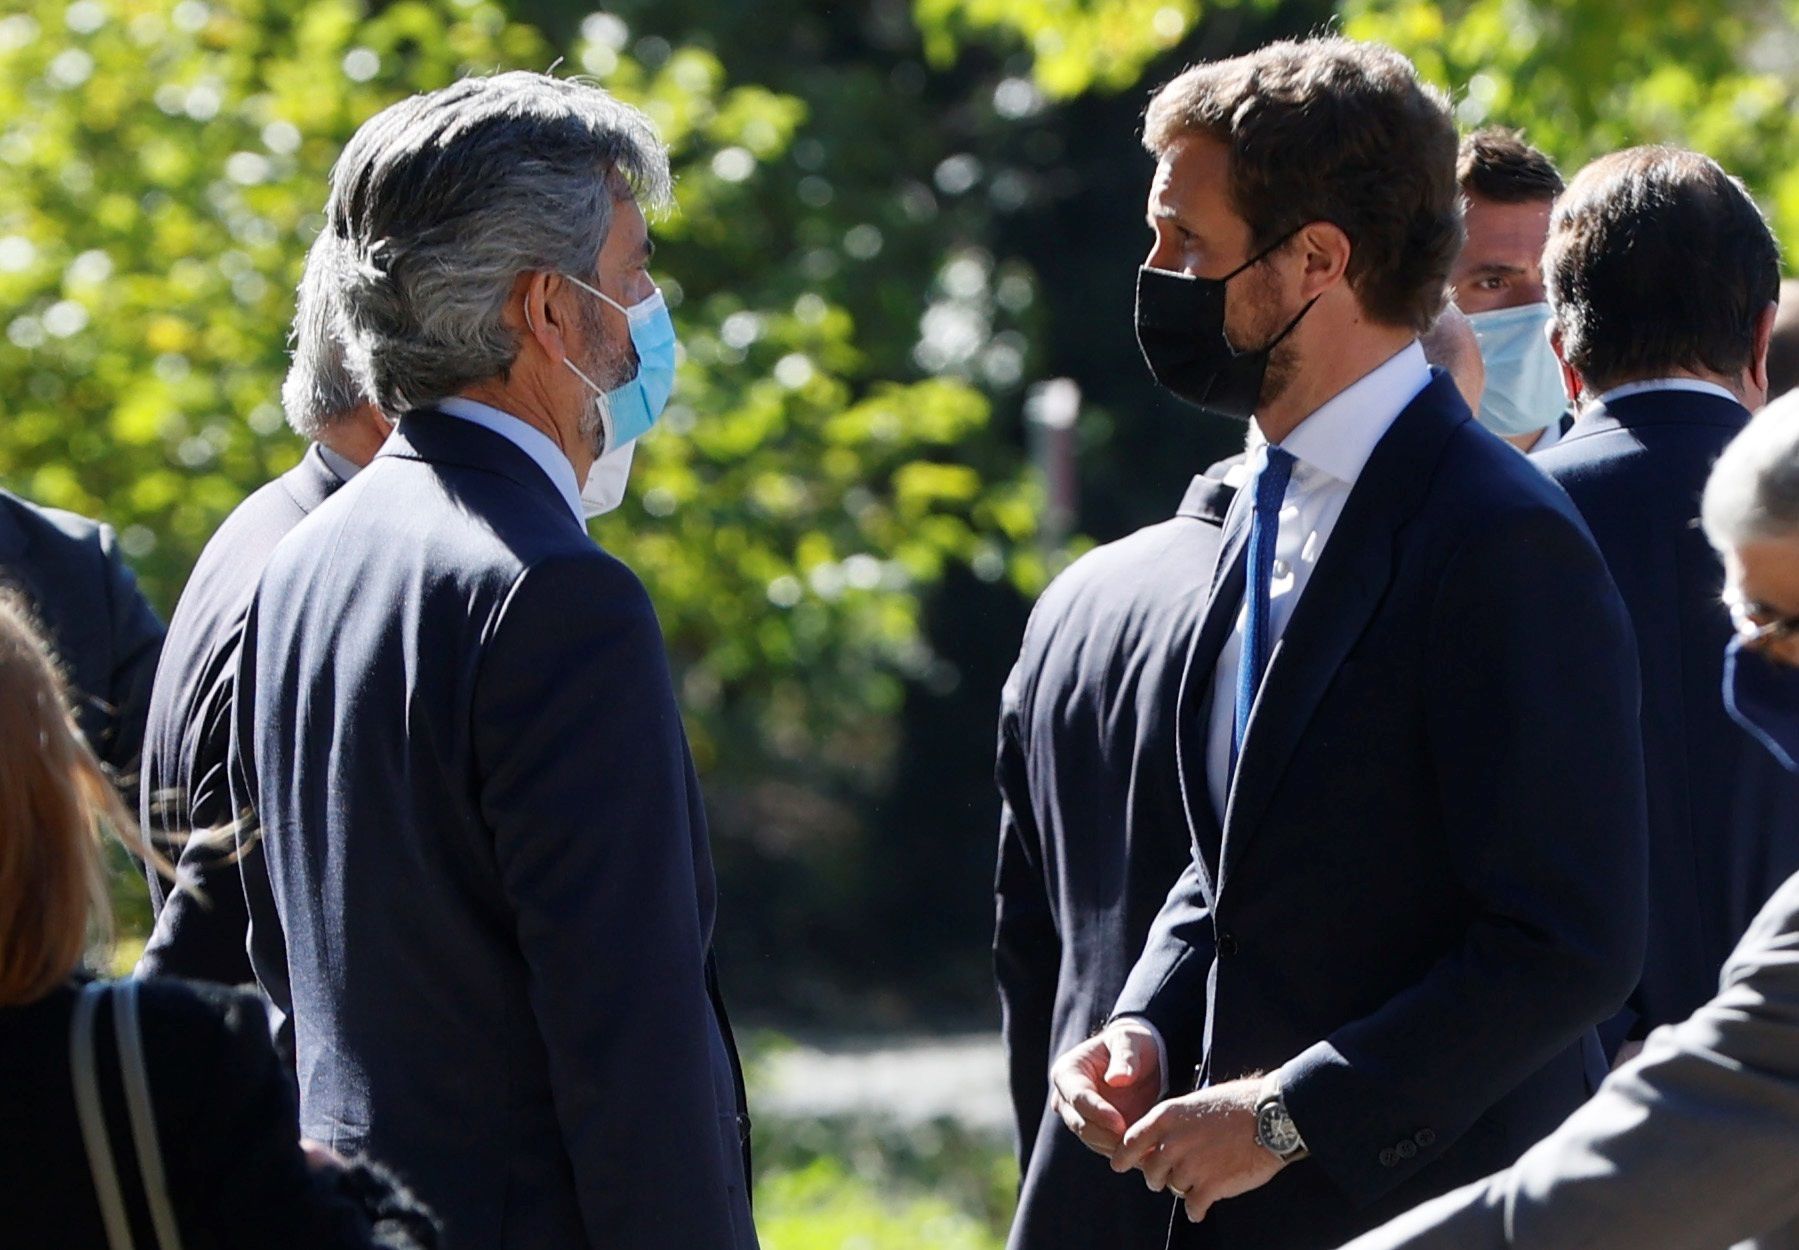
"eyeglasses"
1726,597,1799,648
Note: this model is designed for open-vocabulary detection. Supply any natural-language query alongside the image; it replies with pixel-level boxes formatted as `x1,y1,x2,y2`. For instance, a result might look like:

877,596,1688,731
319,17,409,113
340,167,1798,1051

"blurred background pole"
1026,377,1080,555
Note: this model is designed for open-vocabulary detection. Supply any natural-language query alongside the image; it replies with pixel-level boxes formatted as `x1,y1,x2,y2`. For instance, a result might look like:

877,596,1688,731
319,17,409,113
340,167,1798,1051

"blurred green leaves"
915,0,1205,97
1345,0,1799,257
0,0,1041,790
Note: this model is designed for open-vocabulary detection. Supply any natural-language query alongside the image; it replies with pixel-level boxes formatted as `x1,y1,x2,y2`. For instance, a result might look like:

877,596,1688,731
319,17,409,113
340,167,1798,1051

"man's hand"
1110,1076,1286,1224
1049,1018,1164,1157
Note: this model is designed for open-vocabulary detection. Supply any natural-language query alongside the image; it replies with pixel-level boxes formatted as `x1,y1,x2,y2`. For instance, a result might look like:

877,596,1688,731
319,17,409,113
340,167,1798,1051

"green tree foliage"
1344,0,1799,264
0,0,1039,794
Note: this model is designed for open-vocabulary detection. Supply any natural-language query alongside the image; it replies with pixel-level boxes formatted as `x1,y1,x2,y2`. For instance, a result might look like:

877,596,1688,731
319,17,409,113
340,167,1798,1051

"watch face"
1258,1103,1302,1155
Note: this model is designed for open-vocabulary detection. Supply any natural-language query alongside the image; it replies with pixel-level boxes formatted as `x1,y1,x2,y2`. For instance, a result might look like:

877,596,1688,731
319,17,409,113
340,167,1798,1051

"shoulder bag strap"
112,980,186,1250
71,981,135,1250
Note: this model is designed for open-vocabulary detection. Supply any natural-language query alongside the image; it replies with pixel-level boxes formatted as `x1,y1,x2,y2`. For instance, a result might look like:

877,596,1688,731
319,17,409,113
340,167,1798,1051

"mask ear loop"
526,276,619,453
1219,223,1319,361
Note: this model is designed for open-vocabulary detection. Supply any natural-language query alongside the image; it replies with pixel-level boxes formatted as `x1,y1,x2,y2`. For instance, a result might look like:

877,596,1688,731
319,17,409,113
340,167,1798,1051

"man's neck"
1253,323,1418,445
455,381,592,485
317,405,391,469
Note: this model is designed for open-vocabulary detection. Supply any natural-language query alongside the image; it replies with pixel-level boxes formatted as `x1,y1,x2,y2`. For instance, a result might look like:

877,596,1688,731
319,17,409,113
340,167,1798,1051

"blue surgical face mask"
1724,635,1799,772
562,276,677,454
1467,302,1569,437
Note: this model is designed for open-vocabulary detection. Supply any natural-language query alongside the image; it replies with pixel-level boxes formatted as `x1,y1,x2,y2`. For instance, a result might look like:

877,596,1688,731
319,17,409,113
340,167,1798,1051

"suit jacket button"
1379,1148,1398,1168
1397,1140,1418,1160
1217,933,1240,956
1414,1129,1435,1148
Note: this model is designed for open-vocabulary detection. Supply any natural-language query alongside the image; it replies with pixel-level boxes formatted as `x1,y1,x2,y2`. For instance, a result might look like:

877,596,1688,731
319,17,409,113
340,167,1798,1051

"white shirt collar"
1591,377,1741,409
1272,339,1432,486
433,396,584,526
315,443,363,483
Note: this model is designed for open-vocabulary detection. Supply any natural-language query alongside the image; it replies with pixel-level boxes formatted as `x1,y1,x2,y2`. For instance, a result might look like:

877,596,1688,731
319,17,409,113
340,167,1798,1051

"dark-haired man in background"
1536,146,1799,1056
995,441,1238,1250
1451,128,1572,453
1043,36,1646,1250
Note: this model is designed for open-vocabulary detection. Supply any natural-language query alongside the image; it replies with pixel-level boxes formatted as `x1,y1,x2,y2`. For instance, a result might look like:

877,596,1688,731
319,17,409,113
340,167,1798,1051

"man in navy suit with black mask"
1041,37,1648,1250
1535,147,1799,1059
230,73,755,1249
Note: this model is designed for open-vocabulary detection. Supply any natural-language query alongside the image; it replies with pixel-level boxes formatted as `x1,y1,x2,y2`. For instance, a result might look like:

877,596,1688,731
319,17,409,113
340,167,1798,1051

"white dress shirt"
1588,376,1741,410
316,443,364,483
1203,341,1433,822
434,395,584,526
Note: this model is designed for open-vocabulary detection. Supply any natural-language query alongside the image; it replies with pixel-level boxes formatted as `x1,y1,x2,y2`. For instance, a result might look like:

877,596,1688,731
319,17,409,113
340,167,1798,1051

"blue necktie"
1233,445,1296,771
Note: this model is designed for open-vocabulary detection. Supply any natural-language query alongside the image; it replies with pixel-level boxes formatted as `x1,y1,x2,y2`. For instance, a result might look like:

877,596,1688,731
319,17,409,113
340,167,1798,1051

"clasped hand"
1049,1021,1287,1223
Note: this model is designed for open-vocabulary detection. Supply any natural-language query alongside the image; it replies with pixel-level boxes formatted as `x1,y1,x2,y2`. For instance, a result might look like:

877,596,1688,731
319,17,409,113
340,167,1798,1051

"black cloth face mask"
1135,228,1318,422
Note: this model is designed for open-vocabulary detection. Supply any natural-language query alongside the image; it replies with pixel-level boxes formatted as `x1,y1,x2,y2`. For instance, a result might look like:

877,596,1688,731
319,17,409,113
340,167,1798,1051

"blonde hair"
0,593,164,1005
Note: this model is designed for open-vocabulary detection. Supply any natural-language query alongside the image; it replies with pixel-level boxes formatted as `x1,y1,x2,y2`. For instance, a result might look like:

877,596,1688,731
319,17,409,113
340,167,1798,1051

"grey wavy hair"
325,71,672,415
1703,388,1799,550
280,231,374,438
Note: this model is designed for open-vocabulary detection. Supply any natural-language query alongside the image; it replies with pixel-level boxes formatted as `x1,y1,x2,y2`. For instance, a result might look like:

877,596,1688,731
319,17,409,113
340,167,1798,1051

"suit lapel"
1170,494,1251,882
1218,374,1464,885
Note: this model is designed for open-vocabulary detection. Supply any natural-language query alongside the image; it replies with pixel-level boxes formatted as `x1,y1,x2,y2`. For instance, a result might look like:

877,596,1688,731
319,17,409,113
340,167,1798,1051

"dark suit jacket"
0,489,163,778
1535,388,1799,1042
0,978,435,1250
1114,372,1649,1250
230,411,756,1250
996,461,1239,1250
138,445,346,985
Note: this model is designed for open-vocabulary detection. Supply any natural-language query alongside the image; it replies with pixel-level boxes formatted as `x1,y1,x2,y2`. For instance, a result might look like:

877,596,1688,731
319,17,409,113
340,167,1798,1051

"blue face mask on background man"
1724,635,1799,772
559,276,678,516
1467,302,1569,437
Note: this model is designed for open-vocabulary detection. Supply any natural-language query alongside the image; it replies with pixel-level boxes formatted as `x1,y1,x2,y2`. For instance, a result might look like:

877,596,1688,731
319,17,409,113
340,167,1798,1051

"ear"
1294,221,1352,300
1549,321,1584,405
1749,300,1778,404
516,271,571,364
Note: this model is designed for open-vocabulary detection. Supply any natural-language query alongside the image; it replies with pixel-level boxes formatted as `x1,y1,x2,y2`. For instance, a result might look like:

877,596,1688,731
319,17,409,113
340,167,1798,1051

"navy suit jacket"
138,445,345,985
997,462,1238,1250
1535,388,1799,1041
231,412,756,1250
0,488,163,779
1114,372,1648,1250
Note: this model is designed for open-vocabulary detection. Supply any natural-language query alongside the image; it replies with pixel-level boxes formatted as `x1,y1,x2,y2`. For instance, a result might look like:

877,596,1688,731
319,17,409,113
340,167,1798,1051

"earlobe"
1548,325,1584,404
1751,300,1777,395
519,271,562,360
1300,222,1351,296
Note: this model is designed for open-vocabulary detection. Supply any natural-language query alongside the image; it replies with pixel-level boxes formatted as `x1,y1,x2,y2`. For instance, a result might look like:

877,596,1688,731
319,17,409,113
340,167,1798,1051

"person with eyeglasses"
1338,390,1799,1250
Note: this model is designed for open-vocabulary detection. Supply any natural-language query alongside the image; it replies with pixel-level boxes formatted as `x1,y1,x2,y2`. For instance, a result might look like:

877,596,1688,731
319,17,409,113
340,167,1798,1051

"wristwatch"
1254,1074,1309,1162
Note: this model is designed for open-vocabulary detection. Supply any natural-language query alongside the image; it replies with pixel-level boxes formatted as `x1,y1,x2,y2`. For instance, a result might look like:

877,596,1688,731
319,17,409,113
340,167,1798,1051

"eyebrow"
1464,261,1527,278
1148,207,1202,240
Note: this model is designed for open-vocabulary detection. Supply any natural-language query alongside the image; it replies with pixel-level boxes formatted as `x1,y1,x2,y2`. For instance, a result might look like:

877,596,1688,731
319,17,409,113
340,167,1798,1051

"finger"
1104,1033,1140,1086
1112,1112,1166,1173
1069,1088,1127,1142
1140,1146,1178,1194
1183,1187,1216,1224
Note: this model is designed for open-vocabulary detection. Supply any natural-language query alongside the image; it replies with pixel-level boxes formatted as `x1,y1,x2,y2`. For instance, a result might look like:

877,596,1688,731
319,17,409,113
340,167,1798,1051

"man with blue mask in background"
227,73,756,1250
1340,390,1799,1250
1449,128,1572,454
1534,145,1798,1067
